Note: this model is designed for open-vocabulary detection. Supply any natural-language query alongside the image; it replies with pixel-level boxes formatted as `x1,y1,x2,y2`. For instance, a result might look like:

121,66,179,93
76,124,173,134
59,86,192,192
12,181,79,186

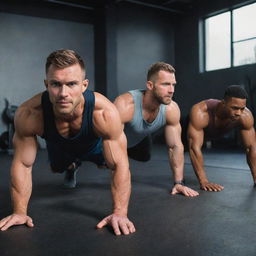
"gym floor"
0,144,256,256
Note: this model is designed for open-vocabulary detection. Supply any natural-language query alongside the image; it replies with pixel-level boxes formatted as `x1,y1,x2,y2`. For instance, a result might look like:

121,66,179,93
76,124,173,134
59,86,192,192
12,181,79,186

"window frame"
202,0,256,72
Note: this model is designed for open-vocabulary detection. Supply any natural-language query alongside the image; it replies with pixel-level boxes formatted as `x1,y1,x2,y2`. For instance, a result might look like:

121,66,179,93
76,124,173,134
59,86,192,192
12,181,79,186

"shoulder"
166,100,180,113
240,107,254,130
165,100,180,118
93,92,122,139
190,100,209,118
189,100,209,129
190,100,208,114
113,92,135,123
94,92,118,116
15,93,44,137
165,100,184,126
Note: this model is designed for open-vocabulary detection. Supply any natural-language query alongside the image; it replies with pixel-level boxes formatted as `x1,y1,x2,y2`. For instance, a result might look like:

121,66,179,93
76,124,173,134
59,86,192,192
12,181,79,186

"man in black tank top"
0,49,135,236
187,85,256,192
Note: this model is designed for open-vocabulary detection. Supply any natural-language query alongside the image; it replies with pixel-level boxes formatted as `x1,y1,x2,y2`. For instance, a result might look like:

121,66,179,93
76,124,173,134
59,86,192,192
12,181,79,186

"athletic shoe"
63,164,79,188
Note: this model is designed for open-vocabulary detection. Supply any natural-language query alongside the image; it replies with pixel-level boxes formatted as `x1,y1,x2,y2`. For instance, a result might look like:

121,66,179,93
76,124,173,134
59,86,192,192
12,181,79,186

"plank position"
114,62,199,197
0,49,135,235
187,85,256,191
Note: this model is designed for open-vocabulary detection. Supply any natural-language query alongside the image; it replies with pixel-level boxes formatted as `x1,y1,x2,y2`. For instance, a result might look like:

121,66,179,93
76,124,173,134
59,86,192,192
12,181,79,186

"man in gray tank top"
114,62,199,197
187,85,256,192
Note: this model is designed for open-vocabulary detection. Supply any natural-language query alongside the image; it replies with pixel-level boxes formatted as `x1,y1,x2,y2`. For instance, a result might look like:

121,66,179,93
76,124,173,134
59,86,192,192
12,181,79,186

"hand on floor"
96,214,136,236
0,213,34,231
200,181,224,192
171,184,199,197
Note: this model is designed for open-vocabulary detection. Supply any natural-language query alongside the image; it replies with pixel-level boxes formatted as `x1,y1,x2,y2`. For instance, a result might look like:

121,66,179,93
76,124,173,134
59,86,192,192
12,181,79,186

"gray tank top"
124,89,167,148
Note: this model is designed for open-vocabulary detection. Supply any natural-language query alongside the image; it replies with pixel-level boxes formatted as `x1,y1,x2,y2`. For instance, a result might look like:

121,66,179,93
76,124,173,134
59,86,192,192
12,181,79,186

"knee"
245,145,256,158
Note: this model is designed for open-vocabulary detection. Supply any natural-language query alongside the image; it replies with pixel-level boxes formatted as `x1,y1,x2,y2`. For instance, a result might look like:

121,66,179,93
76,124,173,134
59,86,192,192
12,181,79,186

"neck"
143,90,160,112
215,101,228,120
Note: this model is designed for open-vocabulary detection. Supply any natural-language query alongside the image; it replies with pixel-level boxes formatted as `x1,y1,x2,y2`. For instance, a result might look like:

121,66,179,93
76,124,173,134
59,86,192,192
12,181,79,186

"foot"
63,164,79,188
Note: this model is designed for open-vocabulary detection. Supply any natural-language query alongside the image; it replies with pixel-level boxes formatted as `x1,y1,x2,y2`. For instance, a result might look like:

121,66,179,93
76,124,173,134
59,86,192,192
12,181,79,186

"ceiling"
44,0,197,14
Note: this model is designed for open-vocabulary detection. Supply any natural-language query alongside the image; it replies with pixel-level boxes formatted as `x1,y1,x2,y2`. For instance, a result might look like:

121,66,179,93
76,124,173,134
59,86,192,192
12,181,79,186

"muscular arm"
240,112,256,184
165,107,184,181
187,103,224,192
94,94,135,235
103,132,131,214
187,122,207,183
11,134,37,215
0,106,38,231
165,102,199,197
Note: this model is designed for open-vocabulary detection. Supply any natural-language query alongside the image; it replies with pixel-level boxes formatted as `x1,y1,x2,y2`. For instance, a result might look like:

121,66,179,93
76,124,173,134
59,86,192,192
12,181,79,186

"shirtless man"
0,49,135,236
114,62,199,197
187,85,256,192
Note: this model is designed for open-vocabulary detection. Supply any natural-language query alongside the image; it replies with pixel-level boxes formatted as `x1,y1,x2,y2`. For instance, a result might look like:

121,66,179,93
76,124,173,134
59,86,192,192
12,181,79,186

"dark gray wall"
3,0,252,136
175,0,256,119
115,3,176,98
0,12,94,135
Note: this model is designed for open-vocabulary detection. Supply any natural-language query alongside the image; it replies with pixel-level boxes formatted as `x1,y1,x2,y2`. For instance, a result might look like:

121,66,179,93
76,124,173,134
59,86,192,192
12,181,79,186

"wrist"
113,208,128,216
174,179,185,186
13,205,27,215
199,178,208,185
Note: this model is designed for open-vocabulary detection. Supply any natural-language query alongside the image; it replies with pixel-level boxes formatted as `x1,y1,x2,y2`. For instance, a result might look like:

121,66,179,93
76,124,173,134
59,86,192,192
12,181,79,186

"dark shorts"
46,139,105,173
127,136,152,162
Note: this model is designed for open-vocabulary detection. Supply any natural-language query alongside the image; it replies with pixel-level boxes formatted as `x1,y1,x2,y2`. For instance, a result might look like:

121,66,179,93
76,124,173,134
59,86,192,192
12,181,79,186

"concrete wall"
116,3,176,98
175,0,256,119
0,12,94,135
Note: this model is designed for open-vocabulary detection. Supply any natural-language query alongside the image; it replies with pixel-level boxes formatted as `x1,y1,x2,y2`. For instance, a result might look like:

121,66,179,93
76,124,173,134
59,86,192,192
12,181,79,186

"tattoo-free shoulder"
189,100,210,129
15,93,44,137
93,92,123,139
240,107,254,129
165,100,181,125
191,100,208,113
113,92,134,123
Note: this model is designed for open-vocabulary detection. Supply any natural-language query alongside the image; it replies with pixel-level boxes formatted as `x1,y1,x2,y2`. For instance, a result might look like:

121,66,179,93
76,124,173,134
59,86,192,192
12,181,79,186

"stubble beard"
153,92,172,105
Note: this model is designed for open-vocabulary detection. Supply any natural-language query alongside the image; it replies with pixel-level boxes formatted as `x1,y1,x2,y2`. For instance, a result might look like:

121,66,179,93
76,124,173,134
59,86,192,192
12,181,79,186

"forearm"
10,162,32,215
246,147,256,182
111,165,131,216
189,146,208,184
168,144,184,182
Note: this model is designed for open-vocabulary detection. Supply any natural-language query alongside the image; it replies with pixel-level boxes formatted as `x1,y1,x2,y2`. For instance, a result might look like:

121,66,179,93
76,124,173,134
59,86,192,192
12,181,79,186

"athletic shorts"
127,136,152,162
46,138,105,173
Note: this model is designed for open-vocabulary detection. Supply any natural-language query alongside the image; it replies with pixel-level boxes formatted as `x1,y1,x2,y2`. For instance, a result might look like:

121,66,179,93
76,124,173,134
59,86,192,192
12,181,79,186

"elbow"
106,161,116,171
246,145,256,157
168,143,184,154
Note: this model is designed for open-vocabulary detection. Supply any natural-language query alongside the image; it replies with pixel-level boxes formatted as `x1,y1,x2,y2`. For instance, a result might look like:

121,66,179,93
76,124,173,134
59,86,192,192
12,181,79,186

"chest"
55,116,83,138
213,117,238,131
142,108,160,123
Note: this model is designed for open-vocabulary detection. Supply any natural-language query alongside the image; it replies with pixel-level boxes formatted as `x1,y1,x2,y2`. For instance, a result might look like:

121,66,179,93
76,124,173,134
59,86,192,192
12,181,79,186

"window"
204,2,256,71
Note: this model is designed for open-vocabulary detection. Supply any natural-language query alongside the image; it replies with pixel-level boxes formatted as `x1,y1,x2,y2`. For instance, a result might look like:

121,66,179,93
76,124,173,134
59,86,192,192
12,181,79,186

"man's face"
44,63,88,116
224,97,246,121
148,70,176,105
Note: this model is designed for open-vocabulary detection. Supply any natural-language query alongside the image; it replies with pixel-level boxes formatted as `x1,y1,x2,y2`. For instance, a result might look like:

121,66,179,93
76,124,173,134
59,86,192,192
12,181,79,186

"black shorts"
46,139,105,173
127,136,152,162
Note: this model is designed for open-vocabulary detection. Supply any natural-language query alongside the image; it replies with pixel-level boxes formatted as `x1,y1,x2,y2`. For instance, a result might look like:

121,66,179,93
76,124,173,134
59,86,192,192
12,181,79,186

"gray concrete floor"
0,145,255,256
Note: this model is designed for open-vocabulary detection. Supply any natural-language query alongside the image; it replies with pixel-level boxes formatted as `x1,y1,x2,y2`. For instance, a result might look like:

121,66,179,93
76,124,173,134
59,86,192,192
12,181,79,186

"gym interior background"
0,0,255,149
0,1,256,256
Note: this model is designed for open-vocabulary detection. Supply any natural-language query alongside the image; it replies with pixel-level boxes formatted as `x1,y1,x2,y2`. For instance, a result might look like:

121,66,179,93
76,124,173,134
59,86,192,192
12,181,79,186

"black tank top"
41,90,100,156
